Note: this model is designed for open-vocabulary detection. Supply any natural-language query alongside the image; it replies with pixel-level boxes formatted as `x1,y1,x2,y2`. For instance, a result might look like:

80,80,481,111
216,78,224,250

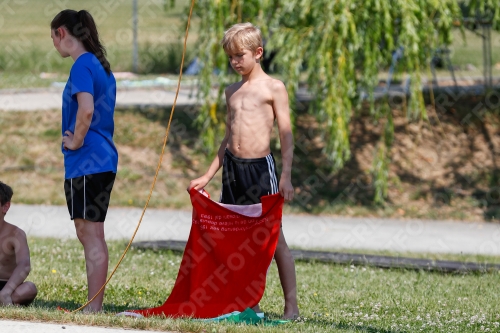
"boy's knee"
75,228,87,243
25,281,38,298
13,281,37,306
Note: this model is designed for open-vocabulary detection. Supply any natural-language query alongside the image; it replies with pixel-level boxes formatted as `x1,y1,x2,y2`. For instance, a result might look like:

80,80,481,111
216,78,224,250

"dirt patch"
0,99,498,221
288,93,500,221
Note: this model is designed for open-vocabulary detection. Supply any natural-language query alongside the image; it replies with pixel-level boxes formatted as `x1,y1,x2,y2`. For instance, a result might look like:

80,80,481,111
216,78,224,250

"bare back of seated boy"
0,181,37,306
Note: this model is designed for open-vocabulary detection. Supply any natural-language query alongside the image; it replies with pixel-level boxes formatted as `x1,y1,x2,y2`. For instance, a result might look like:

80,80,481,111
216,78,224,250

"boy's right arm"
187,94,232,192
0,229,31,306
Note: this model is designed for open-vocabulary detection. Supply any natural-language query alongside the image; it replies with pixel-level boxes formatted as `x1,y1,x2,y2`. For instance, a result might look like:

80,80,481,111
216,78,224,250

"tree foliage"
185,0,500,204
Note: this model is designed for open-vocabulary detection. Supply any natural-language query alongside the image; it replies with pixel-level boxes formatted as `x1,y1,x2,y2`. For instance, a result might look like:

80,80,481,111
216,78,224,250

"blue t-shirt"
61,52,118,179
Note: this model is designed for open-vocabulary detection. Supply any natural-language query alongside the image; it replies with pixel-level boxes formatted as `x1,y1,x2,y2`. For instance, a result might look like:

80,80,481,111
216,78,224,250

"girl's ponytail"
51,10,111,75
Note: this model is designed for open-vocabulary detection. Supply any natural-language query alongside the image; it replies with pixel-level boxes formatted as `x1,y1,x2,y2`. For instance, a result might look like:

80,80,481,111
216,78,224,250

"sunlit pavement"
0,87,197,111
0,320,176,333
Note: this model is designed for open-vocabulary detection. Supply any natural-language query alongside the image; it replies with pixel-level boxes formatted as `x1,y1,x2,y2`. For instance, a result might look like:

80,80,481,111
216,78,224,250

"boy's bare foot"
0,293,13,306
82,306,103,314
251,304,262,313
283,305,299,320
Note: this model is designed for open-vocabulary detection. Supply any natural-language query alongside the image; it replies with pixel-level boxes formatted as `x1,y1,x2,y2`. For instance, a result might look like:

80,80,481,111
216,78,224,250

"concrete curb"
131,240,500,273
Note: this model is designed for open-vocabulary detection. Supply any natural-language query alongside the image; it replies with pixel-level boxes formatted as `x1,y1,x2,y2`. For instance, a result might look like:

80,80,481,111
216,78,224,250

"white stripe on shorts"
70,178,73,218
266,154,278,194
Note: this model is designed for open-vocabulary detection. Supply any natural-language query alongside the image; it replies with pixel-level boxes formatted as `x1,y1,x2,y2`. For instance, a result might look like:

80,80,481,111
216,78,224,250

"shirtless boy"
188,22,299,319
0,181,37,306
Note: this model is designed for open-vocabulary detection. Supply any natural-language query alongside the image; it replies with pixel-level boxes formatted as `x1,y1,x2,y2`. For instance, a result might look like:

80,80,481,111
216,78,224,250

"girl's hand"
62,130,83,150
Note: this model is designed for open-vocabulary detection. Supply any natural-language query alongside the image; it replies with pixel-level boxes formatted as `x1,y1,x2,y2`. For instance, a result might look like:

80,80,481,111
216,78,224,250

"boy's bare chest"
228,86,272,111
0,238,16,270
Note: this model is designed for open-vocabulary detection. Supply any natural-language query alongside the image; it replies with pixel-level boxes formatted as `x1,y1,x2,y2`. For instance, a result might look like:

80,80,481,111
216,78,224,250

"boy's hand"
0,291,13,306
187,175,211,193
279,178,294,202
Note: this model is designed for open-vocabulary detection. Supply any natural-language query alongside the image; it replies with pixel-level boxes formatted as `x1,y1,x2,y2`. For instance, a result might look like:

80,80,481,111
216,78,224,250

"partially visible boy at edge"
188,22,299,319
0,181,38,306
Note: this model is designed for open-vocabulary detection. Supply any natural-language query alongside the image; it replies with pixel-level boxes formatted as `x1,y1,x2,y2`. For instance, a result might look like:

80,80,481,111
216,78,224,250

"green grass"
450,28,500,69
0,0,197,75
0,1,498,87
1,237,500,332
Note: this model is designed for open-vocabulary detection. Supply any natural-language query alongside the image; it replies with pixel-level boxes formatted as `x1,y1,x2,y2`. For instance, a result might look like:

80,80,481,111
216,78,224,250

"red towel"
131,189,283,318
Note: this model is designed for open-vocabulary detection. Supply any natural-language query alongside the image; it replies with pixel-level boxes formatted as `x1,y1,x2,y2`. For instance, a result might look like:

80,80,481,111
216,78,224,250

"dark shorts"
220,149,279,205
0,280,6,291
64,171,116,222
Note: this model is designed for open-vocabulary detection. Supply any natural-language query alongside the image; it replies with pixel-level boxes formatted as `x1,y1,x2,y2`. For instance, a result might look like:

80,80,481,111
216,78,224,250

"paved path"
0,87,197,111
8,203,500,256
0,320,175,333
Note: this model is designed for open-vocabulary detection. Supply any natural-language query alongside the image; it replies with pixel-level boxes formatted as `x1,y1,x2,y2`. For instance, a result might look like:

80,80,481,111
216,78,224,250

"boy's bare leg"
274,229,299,319
11,281,37,306
74,219,109,312
251,304,262,313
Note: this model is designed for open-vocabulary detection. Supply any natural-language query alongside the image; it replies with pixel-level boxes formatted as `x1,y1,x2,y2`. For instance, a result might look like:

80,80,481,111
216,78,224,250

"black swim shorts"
220,149,279,205
0,280,6,291
64,171,116,222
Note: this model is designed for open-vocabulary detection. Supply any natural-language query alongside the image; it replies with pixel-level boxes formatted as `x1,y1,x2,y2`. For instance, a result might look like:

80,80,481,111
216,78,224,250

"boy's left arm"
0,230,31,305
272,81,294,202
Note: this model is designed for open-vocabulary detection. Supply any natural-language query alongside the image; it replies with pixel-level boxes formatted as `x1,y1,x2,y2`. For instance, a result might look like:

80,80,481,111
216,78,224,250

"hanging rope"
71,0,196,313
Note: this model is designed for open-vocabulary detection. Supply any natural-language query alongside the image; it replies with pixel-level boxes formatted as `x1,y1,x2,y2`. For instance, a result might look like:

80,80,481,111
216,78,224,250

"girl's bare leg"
74,218,108,312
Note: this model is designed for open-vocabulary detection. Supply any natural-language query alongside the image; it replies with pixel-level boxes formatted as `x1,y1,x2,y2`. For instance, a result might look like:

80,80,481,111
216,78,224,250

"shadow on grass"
31,299,138,314
266,312,403,333
332,321,405,333
31,299,81,311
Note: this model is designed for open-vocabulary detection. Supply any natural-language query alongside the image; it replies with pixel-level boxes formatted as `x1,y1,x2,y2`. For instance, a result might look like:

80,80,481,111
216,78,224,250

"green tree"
186,0,500,204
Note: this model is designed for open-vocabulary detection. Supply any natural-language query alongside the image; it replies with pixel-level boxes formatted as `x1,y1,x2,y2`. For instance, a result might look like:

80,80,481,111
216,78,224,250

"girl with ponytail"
51,9,118,312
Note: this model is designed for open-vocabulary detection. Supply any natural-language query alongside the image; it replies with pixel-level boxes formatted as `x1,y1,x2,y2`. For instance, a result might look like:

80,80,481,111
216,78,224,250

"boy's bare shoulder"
225,81,242,96
262,78,287,100
263,77,286,92
1,222,27,239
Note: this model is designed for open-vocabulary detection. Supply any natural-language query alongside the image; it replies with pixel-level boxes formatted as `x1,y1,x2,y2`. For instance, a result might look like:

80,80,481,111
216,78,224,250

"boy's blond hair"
221,22,263,54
